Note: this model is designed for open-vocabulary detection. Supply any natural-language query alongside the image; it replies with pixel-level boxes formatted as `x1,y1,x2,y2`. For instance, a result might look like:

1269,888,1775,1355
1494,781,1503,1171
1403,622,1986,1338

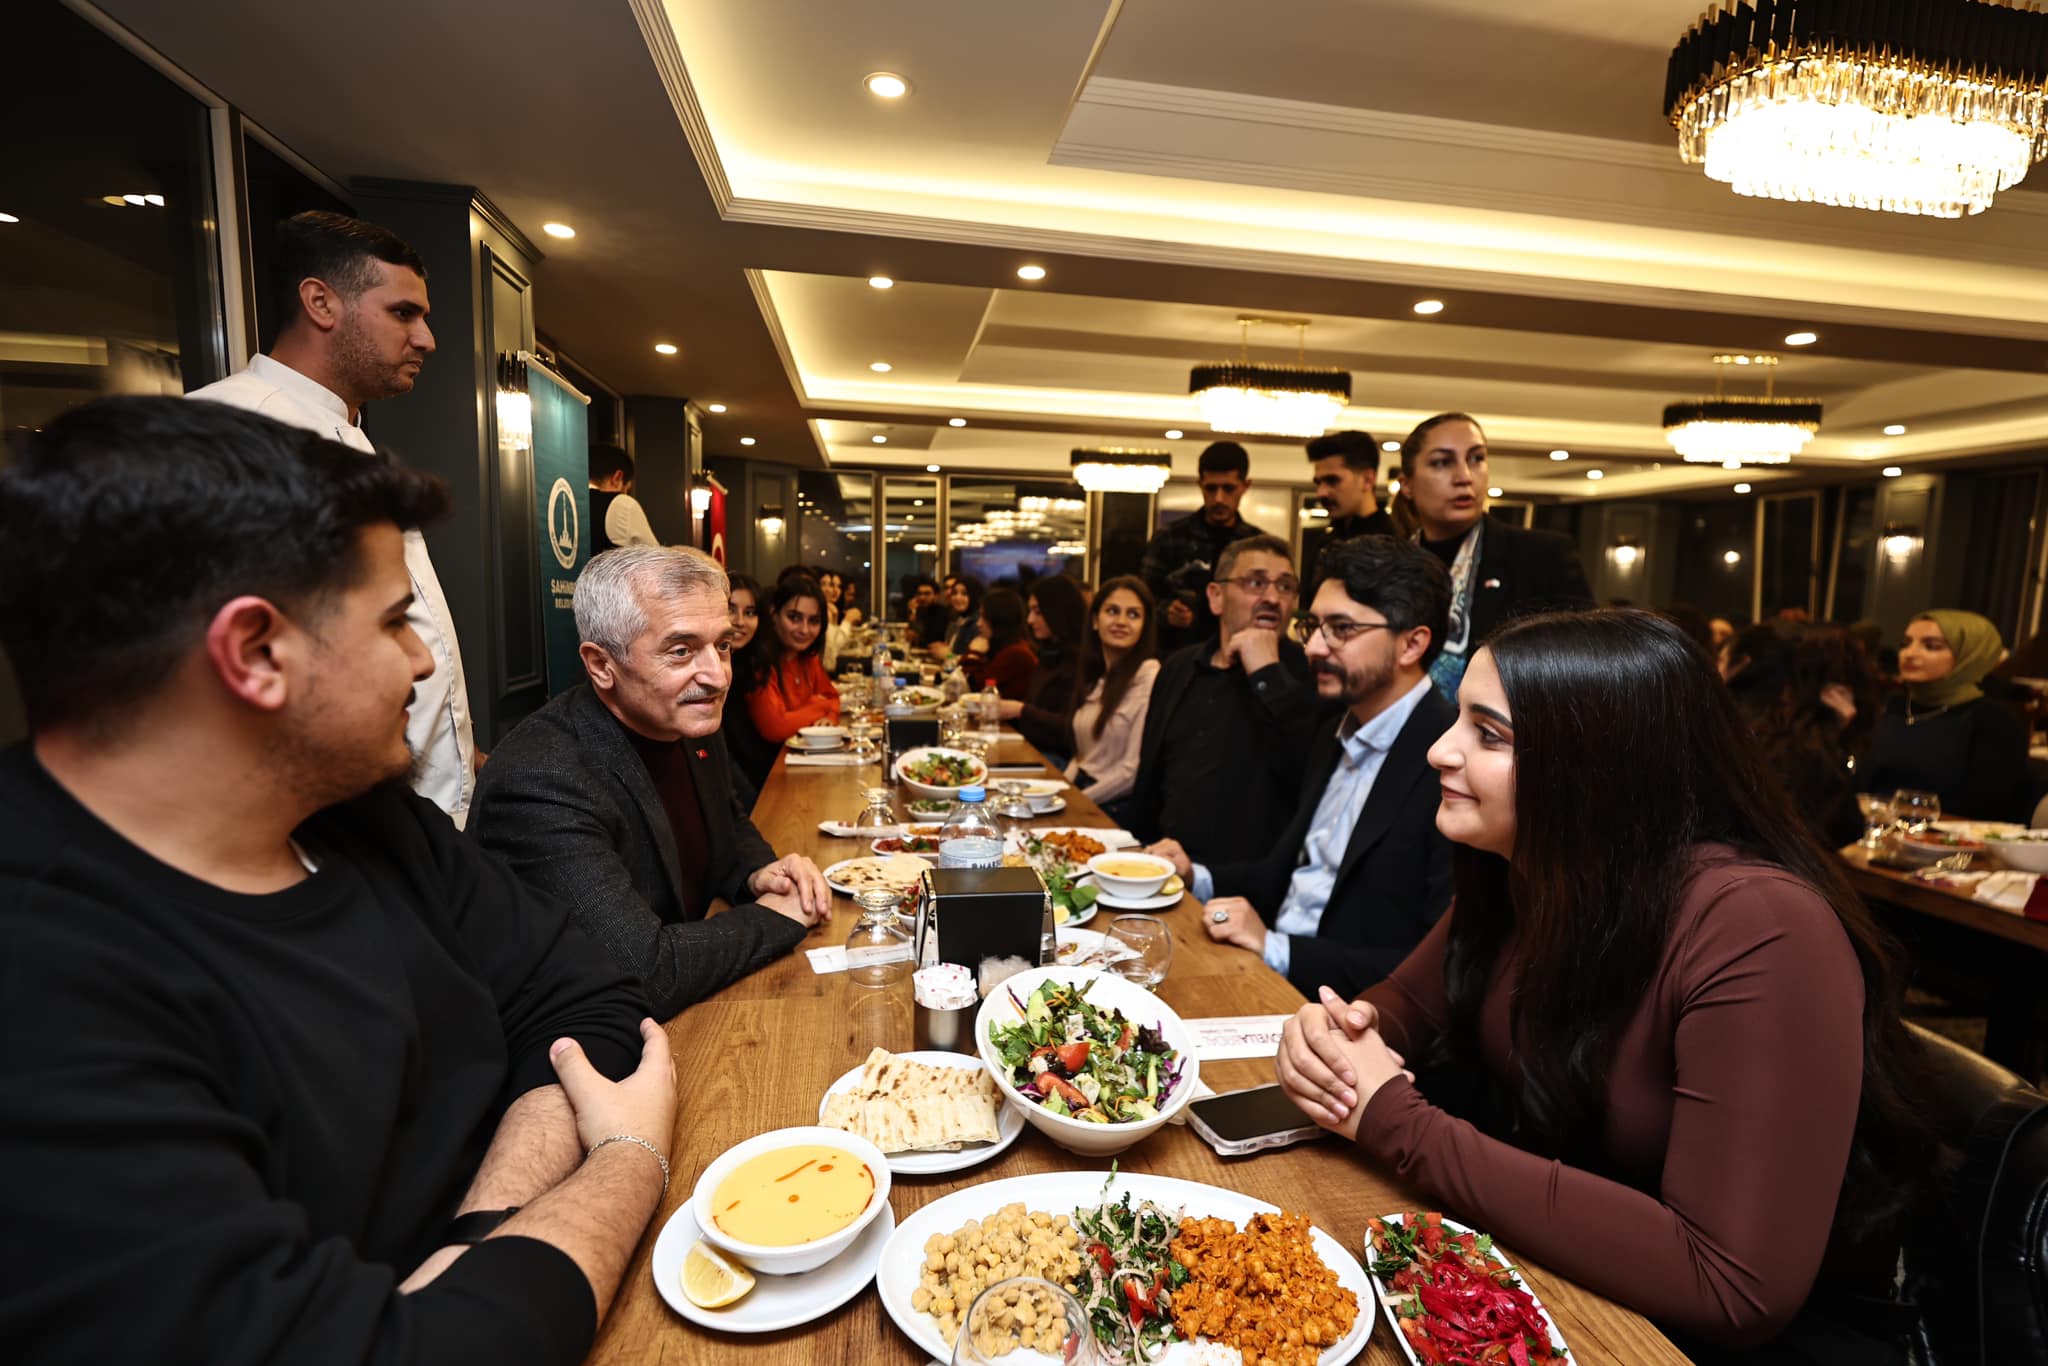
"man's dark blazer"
1122,637,1325,861
469,683,805,1019
1208,685,1457,1002
1465,516,1595,647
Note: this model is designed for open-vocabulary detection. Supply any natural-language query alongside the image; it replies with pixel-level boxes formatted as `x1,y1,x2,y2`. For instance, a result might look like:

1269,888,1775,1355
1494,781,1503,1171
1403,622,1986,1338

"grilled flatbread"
821,1047,1003,1153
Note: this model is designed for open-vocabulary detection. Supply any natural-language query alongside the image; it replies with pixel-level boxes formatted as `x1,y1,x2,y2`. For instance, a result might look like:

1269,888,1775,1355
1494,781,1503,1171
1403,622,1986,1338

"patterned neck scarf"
1423,520,1485,698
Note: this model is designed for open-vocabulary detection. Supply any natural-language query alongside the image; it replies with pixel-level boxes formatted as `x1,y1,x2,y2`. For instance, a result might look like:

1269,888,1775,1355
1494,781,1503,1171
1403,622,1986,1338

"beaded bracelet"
589,1133,670,1197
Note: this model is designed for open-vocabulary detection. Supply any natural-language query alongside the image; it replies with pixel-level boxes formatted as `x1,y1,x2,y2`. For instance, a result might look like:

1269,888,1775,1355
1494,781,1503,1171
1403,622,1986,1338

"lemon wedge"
681,1239,754,1309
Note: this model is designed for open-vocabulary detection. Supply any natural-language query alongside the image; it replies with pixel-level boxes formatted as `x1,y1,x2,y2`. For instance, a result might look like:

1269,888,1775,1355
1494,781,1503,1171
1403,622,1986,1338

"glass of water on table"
1105,915,1172,988
1890,789,1940,835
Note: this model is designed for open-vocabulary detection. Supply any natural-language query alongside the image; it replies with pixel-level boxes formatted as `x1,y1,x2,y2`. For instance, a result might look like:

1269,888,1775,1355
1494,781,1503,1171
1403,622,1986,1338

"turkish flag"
706,479,728,565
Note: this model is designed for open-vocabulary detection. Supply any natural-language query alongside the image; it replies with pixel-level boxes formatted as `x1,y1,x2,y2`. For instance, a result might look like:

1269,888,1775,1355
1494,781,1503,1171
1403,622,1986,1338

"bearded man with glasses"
1147,536,1456,1001
1125,534,1333,866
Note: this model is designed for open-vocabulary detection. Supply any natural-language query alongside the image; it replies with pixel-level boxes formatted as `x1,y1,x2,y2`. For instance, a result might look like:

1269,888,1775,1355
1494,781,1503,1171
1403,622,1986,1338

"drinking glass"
850,787,896,832
1855,793,1894,849
1891,789,1941,835
848,714,881,763
841,675,871,712
950,1277,1102,1365
990,780,1038,841
1106,915,1172,989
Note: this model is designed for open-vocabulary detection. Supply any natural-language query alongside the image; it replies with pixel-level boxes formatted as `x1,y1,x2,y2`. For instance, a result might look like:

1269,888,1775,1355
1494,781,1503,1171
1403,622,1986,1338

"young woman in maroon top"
962,586,1039,700
1276,610,1929,1357
740,573,840,743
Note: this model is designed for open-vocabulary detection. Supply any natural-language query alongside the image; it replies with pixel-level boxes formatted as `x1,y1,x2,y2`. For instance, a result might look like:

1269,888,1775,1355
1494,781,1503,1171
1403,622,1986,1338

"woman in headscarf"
1856,610,2030,821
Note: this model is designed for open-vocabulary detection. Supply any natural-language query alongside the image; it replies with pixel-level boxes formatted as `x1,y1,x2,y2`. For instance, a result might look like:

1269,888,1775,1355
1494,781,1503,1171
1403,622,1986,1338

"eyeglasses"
1290,614,1395,648
1216,573,1300,597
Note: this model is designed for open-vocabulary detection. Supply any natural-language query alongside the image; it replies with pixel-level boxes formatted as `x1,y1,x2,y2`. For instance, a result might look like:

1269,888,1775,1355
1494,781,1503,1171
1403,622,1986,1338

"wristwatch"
442,1207,520,1246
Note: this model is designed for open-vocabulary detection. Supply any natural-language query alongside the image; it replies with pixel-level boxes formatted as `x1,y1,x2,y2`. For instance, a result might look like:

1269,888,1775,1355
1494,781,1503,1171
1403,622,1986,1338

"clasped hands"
1275,987,1415,1142
749,854,832,926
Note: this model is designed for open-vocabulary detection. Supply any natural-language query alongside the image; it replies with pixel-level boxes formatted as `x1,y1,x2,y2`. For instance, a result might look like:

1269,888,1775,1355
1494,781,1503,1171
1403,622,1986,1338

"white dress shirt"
187,354,478,826
1063,658,1160,804
603,494,660,549
1192,676,1433,976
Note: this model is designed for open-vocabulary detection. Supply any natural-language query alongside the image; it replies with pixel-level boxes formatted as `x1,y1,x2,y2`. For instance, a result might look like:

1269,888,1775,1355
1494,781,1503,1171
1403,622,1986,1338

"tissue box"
913,866,1051,989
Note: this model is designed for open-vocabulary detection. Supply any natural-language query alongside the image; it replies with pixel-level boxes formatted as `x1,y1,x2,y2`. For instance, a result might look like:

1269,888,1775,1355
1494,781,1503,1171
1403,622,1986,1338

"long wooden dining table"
586,736,1694,1366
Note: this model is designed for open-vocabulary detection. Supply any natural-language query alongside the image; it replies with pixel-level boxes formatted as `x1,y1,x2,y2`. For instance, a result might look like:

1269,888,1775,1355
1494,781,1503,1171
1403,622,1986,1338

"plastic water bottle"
941,662,967,706
977,687,1002,742
937,785,1003,868
871,638,895,707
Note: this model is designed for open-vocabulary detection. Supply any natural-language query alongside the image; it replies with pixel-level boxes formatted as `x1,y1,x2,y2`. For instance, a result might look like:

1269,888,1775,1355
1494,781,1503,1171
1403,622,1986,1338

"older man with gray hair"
471,547,830,1018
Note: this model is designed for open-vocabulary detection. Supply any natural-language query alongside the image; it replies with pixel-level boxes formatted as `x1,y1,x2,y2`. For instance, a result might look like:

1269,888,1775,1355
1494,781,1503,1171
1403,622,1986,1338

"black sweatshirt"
0,746,649,1366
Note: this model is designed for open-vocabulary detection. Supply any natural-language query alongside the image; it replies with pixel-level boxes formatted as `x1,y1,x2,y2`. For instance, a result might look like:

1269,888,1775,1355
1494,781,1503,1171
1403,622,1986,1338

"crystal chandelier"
1663,354,1822,465
1665,1,2048,217
1190,316,1351,437
1070,448,1172,494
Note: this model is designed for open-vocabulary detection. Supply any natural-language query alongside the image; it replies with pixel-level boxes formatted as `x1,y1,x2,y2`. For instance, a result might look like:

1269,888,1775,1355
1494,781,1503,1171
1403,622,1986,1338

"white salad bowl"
892,746,989,801
1990,831,2048,874
1017,778,1067,812
690,1125,893,1275
974,967,1199,1157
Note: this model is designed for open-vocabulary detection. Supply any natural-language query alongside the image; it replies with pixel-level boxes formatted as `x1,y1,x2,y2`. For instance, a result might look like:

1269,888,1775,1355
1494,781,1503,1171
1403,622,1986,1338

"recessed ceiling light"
1723,550,1743,565
1785,331,1819,346
1165,429,1184,440
1412,299,1446,315
144,193,165,207
1549,449,1569,461
706,403,726,413
1882,465,1903,477
872,434,888,444
1883,423,1908,436
1734,482,1752,493
122,193,147,206
1381,440,1401,452
740,436,756,446
1586,469,1605,480
542,222,575,239
101,195,128,207
864,72,910,99
654,343,678,355
0,212,17,224
913,499,924,506
1016,264,1047,282
926,463,940,473
1723,459,1742,470
868,275,894,289
948,418,967,427
1486,486,1504,498
869,361,892,372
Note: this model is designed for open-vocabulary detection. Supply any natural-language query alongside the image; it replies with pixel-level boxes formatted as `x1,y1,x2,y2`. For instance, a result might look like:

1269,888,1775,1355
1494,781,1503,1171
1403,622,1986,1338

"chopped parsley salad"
899,750,983,787
988,979,1181,1124
1366,1212,1567,1366
1073,1173,1187,1362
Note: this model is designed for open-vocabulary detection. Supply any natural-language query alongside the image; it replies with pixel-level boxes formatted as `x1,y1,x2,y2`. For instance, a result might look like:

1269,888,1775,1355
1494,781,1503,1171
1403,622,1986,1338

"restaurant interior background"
3,0,2047,749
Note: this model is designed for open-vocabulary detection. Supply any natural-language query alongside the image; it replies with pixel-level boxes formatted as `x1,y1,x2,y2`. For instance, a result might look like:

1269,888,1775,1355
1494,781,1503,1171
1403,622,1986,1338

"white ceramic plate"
785,734,847,751
822,855,930,899
1007,826,1140,857
869,836,943,860
651,1196,895,1334
1365,1213,1569,1366
1051,901,1096,929
814,1050,1025,1176
1052,927,1138,969
1094,878,1186,912
877,1170,1374,1363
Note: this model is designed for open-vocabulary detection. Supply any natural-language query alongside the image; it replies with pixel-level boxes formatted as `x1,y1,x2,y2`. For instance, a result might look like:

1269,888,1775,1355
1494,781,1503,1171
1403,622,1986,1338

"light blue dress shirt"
1191,677,1435,976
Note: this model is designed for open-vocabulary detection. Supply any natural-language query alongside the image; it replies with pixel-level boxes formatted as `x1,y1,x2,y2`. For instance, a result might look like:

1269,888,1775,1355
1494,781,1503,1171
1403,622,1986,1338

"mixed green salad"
1073,1170,1187,1361
989,979,1181,1124
901,751,982,787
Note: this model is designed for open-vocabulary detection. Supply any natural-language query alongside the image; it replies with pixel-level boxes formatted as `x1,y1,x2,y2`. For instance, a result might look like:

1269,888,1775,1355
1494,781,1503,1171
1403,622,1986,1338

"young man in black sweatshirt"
0,397,675,1366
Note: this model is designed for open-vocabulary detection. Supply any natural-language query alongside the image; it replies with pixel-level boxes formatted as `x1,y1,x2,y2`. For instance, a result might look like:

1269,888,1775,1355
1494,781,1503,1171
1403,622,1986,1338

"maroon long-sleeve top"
1356,847,1866,1347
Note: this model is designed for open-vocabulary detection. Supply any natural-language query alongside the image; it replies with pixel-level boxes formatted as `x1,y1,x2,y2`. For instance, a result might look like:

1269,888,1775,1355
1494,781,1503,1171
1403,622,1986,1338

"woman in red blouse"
740,573,840,744
1276,610,1931,1358
961,586,1038,701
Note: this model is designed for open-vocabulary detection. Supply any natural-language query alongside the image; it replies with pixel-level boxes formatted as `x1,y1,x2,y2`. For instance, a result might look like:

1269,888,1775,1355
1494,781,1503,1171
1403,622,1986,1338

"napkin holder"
913,866,1051,991
885,716,940,776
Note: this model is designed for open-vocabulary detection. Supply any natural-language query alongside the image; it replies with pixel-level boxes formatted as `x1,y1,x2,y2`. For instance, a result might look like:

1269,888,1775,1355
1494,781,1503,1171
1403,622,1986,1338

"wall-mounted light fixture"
1608,538,1641,571
690,485,713,515
494,353,532,451
1881,522,1921,562
758,504,786,537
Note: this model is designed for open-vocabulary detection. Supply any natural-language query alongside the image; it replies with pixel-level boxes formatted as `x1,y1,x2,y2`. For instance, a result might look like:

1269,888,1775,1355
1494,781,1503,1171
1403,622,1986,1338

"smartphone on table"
1187,1084,1326,1157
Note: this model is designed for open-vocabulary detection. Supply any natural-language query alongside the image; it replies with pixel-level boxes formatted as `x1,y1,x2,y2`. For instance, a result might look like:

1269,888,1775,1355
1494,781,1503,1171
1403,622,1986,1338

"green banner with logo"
528,362,590,695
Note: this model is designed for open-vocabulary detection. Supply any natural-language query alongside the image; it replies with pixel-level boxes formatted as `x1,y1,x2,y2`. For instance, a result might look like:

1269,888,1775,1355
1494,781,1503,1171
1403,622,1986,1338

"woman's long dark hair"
980,587,1028,654
1073,576,1158,739
745,573,823,700
1442,610,1928,1250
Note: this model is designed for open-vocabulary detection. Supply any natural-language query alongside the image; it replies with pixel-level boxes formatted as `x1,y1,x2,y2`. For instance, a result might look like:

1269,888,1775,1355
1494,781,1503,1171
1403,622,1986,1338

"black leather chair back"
1905,1024,2048,1364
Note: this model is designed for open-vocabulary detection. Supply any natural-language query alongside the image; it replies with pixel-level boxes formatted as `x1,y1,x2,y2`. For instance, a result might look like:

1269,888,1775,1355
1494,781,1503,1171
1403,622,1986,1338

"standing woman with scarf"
1395,413,1591,700
1858,609,2030,821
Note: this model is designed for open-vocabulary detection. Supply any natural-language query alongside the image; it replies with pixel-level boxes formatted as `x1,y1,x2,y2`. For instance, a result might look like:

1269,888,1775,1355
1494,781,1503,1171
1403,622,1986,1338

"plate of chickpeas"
878,1171,1372,1364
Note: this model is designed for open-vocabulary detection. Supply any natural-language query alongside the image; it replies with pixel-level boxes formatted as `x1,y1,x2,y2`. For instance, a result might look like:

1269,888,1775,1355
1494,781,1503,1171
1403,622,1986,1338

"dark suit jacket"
1304,509,1398,586
1209,686,1457,1001
1465,516,1595,647
1123,637,1329,861
469,683,805,1019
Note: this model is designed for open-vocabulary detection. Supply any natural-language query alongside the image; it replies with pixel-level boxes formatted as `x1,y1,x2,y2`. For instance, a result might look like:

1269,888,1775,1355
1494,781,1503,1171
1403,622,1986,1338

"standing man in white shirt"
588,444,661,551
189,211,479,826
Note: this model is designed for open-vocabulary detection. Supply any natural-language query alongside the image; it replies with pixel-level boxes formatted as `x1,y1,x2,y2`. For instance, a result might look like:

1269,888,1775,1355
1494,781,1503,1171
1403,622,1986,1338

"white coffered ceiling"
96,0,2048,500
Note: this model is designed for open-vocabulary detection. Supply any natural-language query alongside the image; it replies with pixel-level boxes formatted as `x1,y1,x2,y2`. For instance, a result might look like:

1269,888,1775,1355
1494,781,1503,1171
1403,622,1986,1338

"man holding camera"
1138,441,1271,653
